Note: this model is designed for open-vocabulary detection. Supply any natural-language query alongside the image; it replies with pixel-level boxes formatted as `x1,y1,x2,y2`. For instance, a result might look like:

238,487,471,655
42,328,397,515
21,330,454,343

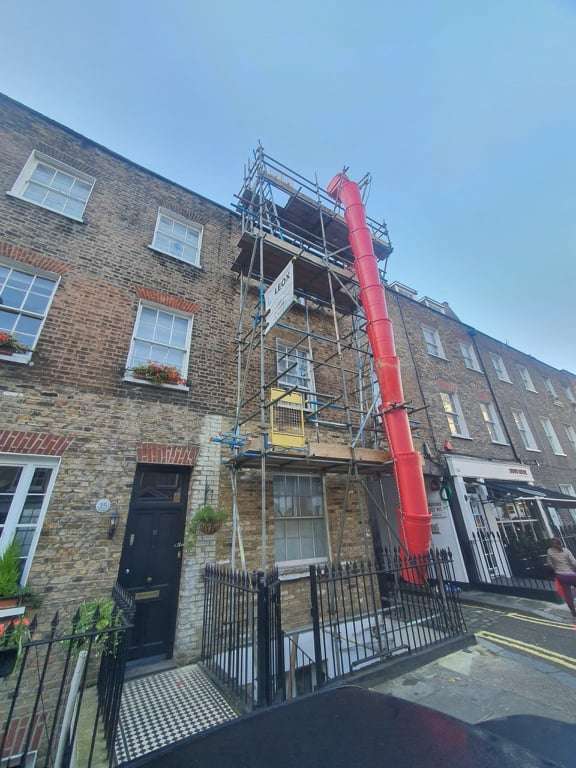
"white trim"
518,365,537,393
125,300,194,381
272,472,328,564
0,605,25,619
8,150,95,222
149,207,203,267
445,454,534,482
122,375,189,391
0,454,61,585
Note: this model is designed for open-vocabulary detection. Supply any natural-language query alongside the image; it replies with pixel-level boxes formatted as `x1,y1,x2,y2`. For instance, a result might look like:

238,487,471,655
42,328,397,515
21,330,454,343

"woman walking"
547,537,576,618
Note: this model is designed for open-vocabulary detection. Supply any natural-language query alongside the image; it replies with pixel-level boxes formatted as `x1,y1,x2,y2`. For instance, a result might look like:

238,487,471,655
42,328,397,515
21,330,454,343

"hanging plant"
130,362,186,386
185,505,227,551
0,332,28,357
0,617,32,678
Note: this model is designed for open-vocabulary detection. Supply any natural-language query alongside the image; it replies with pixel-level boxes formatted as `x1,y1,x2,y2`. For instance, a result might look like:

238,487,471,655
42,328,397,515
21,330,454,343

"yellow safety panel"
269,388,306,448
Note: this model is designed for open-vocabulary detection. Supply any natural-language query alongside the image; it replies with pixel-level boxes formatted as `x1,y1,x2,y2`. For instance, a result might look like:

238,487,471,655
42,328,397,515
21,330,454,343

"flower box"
0,332,28,356
130,363,186,387
0,597,19,610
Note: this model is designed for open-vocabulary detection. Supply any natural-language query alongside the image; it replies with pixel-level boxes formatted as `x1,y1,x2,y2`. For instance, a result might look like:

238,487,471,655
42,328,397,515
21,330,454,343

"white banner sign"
264,262,294,334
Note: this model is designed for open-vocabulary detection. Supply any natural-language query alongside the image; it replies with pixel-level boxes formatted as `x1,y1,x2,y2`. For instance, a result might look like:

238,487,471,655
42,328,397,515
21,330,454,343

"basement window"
150,208,203,267
0,456,60,584
273,474,328,564
9,151,94,221
0,261,59,363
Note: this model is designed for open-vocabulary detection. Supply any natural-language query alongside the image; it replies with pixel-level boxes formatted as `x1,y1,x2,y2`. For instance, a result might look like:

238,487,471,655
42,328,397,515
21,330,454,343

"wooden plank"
307,442,390,464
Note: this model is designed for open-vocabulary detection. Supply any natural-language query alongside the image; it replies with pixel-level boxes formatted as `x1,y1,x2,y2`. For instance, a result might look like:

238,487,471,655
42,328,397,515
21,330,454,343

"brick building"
0,93,377,691
381,281,576,583
1,89,575,695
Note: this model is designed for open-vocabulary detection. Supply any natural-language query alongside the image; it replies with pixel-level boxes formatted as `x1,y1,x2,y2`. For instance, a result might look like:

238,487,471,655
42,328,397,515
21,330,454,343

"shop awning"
484,480,576,506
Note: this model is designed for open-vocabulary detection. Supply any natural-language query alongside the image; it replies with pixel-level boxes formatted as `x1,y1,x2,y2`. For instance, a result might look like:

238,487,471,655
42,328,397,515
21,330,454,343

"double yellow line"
477,630,576,671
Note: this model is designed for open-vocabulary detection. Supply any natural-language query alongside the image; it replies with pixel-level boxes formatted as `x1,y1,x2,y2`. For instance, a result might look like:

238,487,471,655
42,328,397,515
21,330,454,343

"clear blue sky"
1,1,575,371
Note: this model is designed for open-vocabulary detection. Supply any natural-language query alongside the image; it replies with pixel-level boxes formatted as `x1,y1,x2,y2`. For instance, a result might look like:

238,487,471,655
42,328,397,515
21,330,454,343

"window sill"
6,191,85,223
0,351,32,365
464,367,484,374
490,441,510,446
450,434,473,441
553,452,567,457
496,378,513,384
427,353,448,361
123,375,189,392
0,605,26,620
525,447,541,453
276,558,327,581
147,244,203,271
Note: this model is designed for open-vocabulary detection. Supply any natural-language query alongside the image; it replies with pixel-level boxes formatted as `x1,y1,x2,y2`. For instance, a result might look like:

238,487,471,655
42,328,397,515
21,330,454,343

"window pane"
172,317,188,347
8,271,34,291
137,307,157,339
173,222,187,239
29,468,51,494
51,171,74,193
313,519,327,556
23,183,47,203
33,277,57,297
18,496,43,525
155,311,173,344
0,310,17,331
23,291,50,314
185,228,199,245
64,198,84,219
165,348,184,368
0,466,22,493
182,244,198,264
169,239,185,258
136,469,183,502
72,179,92,201
131,340,152,366
158,216,172,233
0,286,26,309
44,190,67,212
13,529,35,557
15,315,41,335
274,524,286,561
31,163,55,184
154,232,172,252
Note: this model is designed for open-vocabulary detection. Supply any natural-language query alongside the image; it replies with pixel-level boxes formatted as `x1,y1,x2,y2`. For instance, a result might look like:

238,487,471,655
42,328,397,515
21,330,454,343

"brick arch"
0,240,71,275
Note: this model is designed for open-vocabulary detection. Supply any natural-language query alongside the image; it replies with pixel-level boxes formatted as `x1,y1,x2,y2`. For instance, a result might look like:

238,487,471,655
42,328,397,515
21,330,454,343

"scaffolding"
225,146,398,570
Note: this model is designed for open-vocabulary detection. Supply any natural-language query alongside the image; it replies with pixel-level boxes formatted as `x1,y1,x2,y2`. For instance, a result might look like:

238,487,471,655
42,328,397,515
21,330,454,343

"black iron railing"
0,583,134,768
201,565,285,710
310,549,466,686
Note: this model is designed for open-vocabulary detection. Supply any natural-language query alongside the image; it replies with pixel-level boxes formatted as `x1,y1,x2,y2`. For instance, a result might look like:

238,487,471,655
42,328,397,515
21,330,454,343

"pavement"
370,591,576,766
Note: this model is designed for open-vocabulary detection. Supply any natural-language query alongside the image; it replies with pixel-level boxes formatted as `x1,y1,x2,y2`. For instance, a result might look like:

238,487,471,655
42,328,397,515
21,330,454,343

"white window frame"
518,366,537,393
273,473,330,567
440,392,470,438
541,417,566,456
559,484,576,498
0,454,60,585
511,410,540,451
276,340,316,409
564,386,576,405
564,425,576,455
8,150,95,222
149,207,203,267
0,258,60,365
124,301,193,390
479,402,508,445
459,342,481,372
544,378,558,398
421,325,446,359
490,353,512,383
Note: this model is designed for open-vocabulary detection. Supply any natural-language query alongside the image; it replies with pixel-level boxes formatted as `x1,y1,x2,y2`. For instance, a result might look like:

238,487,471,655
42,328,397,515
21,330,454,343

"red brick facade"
0,240,71,275
137,442,199,466
135,286,200,315
0,430,73,456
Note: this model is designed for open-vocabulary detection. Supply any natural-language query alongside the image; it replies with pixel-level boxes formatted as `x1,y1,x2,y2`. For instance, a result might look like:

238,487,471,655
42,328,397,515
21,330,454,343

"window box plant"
71,597,124,656
185,505,227,551
0,541,21,609
0,332,28,357
0,617,31,678
130,362,186,387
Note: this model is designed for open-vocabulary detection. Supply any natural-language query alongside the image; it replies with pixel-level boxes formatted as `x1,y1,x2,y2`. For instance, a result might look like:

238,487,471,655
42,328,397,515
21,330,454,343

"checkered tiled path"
115,664,238,764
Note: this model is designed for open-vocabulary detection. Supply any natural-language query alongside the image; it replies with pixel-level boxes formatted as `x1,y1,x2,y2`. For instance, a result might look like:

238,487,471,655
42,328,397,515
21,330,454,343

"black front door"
119,466,189,661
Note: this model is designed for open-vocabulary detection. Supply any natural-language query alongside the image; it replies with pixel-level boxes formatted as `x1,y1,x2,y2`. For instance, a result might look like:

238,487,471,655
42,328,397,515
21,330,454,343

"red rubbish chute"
327,173,431,558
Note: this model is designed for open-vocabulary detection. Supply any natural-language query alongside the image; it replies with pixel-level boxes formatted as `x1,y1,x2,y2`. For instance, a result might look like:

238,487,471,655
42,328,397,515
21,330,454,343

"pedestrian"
547,537,576,618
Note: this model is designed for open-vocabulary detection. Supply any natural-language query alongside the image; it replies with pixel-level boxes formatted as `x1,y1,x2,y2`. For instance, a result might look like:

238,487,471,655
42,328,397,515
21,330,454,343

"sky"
1,1,575,371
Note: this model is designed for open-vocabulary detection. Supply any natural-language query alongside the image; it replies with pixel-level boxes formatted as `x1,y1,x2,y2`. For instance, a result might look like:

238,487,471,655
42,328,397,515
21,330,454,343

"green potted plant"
0,616,31,678
0,331,28,357
0,541,21,609
185,505,227,550
71,598,124,656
